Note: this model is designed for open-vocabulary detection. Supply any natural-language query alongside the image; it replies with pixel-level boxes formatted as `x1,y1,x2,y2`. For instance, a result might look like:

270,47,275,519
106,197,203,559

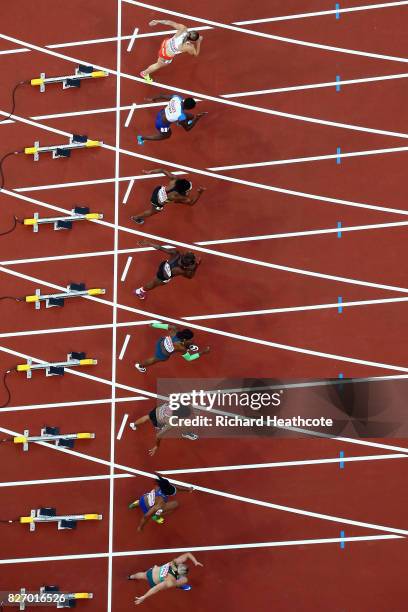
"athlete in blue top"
128,474,194,531
137,95,207,144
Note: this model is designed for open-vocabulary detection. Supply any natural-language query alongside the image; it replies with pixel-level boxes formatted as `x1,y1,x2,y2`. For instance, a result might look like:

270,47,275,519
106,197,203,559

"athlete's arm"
137,499,163,531
149,19,187,31
183,36,203,56
142,168,174,178
179,112,208,131
174,552,203,567
134,580,172,605
145,240,179,255
144,95,173,102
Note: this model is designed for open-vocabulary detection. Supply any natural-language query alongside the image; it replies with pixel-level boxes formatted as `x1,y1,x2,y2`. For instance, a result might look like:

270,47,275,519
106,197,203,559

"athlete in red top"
140,19,203,83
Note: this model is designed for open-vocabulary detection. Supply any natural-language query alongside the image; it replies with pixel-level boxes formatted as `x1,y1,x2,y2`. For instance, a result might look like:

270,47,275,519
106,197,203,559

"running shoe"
128,499,139,509
135,363,147,373
178,584,192,591
129,422,138,431
130,216,145,225
140,71,154,84
137,135,144,146
151,514,164,524
182,432,199,441
134,287,146,300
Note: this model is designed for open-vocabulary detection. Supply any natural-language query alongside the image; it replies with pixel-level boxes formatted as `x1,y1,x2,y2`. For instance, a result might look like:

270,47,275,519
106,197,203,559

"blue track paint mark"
338,296,343,313
338,373,344,379
337,221,342,238
340,530,345,548
340,450,345,468
336,147,341,164
338,372,344,392
336,75,341,92
336,3,340,19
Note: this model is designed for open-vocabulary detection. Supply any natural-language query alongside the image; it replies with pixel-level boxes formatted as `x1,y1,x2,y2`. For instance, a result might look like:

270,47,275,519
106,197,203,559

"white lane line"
222,72,408,98
161,453,408,475
116,414,129,440
0,102,166,126
0,534,400,565
118,334,131,360
4,263,408,379
120,256,133,281
124,0,408,64
3,218,408,268
0,416,407,539
4,221,408,302
107,2,122,609
3,291,408,386
127,27,139,52
0,321,150,340
124,102,136,127
10,171,408,228
1,396,147,414
211,146,408,171
184,297,408,321
0,474,132,488
122,178,135,203
1,32,406,141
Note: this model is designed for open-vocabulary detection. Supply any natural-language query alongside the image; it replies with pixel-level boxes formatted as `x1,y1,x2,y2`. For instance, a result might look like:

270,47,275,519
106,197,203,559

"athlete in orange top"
140,19,203,82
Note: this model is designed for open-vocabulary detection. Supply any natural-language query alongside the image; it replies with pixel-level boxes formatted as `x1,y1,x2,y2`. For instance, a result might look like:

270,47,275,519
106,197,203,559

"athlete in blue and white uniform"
137,95,207,143
128,475,194,531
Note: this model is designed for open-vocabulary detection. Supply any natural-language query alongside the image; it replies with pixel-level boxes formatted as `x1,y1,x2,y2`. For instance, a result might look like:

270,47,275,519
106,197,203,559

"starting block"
24,134,103,161
16,352,97,379
13,426,95,451
5,586,93,610
23,207,103,232
30,64,108,92
25,283,106,309
20,507,102,532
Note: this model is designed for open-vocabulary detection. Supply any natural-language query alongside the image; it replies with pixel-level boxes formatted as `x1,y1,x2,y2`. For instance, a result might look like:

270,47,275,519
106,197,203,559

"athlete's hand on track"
194,561,204,567
135,596,145,605
197,112,208,118
198,186,206,192
144,97,153,102
149,446,158,456
149,20,158,26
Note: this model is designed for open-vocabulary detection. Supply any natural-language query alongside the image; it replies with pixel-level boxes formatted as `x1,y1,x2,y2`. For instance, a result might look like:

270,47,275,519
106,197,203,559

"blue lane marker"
338,296,343,313
336,3,341,19
340,450,345,468
340,530,345,548
336,147,341,164
337,221,342,238
336,75,341,92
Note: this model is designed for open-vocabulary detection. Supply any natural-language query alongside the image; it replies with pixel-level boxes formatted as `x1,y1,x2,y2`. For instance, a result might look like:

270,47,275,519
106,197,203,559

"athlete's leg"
128,571,147,581
161,500,179,516
142,57,168,77
131,206,159,224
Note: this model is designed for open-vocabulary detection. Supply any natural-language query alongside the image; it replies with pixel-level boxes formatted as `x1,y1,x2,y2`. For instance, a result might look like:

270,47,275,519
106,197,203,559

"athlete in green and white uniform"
128,552,203,605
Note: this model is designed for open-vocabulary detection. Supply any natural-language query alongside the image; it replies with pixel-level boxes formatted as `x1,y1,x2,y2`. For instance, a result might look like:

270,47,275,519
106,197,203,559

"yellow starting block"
23,207,103,232
24,134,103,161
30,64,108,92
13,426,95,451
20,507,103,532
16,352,97,378
24,283,105,309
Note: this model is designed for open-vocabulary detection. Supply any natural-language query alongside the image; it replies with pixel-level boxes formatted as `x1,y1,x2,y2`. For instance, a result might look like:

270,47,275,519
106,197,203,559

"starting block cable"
0,149,24,191
1,352,97,408
0,80,30,125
